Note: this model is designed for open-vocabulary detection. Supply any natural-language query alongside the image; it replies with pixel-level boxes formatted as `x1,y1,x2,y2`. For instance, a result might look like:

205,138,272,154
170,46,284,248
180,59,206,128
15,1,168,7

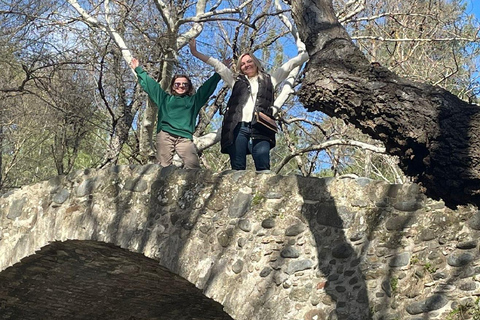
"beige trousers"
156,130,200,169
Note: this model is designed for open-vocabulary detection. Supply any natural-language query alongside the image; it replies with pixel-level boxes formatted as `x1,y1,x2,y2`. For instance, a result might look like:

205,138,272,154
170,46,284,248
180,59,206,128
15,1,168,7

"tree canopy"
1,0,479,208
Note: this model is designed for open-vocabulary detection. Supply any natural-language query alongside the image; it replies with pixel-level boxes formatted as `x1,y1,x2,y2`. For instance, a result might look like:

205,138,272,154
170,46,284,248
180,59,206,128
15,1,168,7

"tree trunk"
138,99,157,162
289,0,480,208
0,106,3,190
99,113,133,168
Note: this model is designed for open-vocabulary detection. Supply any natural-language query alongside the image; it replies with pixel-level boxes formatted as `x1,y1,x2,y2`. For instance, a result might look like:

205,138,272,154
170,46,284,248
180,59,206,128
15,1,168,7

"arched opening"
0,240,233,320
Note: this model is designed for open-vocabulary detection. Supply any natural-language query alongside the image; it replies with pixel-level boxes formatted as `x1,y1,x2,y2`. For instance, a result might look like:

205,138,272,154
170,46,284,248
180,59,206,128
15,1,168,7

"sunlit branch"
281,117,328,136
271,0,308,117
352,35,480,43
179,0,254,26
151,0,174,31
194,130,221,152
337,0,365,23
349,12,456,23
274,139,386,174
103,0,133,64
66,0,103,29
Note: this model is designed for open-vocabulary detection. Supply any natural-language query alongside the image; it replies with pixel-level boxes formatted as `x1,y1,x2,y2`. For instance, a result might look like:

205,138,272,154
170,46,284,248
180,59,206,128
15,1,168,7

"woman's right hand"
189,39,198,55
130,58,139,69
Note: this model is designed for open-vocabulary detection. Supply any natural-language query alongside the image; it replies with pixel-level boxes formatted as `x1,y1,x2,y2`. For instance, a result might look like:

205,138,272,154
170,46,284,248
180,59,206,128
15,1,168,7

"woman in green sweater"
130,53,221,169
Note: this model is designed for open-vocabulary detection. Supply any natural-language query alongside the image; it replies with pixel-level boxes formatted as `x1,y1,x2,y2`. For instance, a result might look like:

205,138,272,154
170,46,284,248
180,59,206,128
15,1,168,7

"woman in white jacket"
190,39,307,171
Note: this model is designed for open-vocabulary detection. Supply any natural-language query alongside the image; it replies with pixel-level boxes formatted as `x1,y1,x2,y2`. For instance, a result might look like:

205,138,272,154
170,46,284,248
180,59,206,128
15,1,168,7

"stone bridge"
1,165,480,320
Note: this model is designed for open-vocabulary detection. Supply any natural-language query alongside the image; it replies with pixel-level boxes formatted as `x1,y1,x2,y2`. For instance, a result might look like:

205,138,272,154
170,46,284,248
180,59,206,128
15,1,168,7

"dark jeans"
228,122,270,171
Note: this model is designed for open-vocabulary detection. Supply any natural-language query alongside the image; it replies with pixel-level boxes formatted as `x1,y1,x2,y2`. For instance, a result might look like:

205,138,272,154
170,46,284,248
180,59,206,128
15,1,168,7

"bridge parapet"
0,165,478,320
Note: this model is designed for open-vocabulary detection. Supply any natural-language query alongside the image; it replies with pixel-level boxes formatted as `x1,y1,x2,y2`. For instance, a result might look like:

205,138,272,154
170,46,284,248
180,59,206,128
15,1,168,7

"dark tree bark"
0,106,3,190
289,0,480,208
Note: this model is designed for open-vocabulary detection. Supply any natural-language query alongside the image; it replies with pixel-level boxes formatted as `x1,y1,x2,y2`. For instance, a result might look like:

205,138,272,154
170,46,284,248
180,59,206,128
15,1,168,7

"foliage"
389,276,398,293
0,0,479,191
337,0,480,102
423,262,438,274
447,298,480,320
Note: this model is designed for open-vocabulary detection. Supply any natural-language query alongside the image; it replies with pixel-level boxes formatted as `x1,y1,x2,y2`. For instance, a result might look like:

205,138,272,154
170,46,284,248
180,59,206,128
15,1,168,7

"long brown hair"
169,74,195,96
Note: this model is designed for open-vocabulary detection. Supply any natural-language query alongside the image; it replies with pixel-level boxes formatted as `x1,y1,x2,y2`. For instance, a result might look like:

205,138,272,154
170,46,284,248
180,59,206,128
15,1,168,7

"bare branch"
194,130,221,152
66,0,104,29
67,0,134,67
337,0,365,23
352,35,480,43
281,117,328,136
274,139,386,174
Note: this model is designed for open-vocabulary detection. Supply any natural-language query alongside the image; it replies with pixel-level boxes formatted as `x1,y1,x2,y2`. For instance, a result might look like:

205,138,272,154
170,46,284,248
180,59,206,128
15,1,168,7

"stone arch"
1,165,479,320
0,240,233,320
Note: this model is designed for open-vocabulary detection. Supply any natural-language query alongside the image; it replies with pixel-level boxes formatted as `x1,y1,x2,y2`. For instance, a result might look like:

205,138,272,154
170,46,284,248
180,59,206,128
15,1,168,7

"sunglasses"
173,82,190,89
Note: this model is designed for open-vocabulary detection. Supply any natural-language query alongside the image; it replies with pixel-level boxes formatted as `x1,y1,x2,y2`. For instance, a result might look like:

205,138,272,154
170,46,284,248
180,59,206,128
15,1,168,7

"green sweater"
135,67,221,140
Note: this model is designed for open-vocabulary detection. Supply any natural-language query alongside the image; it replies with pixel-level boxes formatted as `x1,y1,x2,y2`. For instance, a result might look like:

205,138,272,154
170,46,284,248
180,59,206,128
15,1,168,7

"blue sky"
466,0,480,16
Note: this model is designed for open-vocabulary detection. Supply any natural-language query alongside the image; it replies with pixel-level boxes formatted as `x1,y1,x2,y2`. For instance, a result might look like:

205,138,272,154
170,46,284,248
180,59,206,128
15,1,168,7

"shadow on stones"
68,164,233,316
137,165,223,271
295,176,425,320
1,165,235,320
6,161,478,320
137,166,250,317
103,164,159,247
295,175,371,320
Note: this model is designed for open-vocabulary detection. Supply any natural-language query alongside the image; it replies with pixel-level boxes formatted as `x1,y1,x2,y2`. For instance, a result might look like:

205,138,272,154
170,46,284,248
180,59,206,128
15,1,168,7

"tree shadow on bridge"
47,163,477,320
129,168,440,319
296,174,479,320
1,164,238,320
294,176,429,319
137,165,227,272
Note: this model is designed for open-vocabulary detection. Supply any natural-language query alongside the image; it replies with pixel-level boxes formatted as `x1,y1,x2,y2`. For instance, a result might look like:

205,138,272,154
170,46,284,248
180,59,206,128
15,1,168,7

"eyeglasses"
173,82,190,89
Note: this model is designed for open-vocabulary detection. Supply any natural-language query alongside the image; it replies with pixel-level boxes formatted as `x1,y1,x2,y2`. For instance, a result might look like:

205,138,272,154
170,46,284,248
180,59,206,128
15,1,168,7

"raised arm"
189,39,210,63
270,52,309,88
189,38,235,88
129,57,165,103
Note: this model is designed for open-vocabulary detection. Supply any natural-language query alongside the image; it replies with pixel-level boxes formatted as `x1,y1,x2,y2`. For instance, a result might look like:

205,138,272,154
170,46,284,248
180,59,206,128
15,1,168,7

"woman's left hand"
223,58,233,68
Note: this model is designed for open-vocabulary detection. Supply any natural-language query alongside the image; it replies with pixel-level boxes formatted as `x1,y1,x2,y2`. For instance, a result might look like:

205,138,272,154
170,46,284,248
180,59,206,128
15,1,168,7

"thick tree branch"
290,0,480,208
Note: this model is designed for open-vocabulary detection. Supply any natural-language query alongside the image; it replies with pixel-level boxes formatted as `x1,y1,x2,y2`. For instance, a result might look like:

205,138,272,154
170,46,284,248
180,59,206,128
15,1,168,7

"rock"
332,243,354,259
75,178,99,197
389,252,411,267
285,223,306,236
228,192,252,218
448,252,475,267
281,245,300,258
232,259,244,274
238,219,252,232
456,241,477,250
52,189,70,204
124,179,148,192
7,198,26,219
260,267,272,277
261,218,275,229
468,211,480,230
385,215,416,231
286,260,314,275
406,294,448,315
217,231,231,247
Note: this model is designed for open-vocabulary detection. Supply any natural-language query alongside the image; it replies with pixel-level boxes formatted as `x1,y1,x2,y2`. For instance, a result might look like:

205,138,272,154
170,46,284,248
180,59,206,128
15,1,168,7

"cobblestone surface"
0,165,479,320
0,240,232,320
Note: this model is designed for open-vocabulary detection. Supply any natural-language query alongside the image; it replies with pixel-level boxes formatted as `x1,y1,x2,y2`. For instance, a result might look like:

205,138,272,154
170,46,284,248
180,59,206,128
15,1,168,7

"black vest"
221,73,275,153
